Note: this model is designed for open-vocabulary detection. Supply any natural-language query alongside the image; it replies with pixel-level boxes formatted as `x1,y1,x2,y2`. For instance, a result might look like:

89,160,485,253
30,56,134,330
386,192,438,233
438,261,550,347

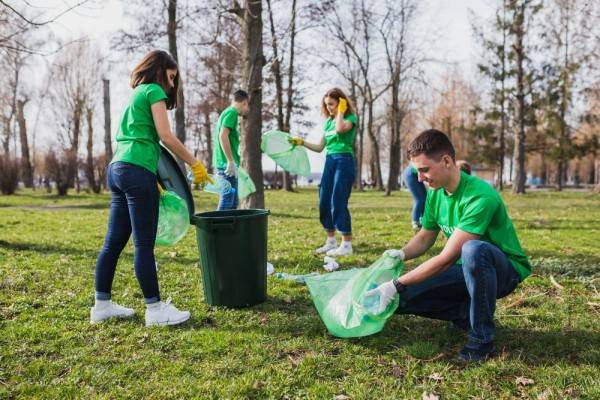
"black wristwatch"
392,278,407,294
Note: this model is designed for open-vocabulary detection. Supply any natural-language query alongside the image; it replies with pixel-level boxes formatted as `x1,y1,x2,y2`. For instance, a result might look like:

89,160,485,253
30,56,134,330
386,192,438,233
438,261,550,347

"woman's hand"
191,161,213,186
288,137,304,146
337,98,348,115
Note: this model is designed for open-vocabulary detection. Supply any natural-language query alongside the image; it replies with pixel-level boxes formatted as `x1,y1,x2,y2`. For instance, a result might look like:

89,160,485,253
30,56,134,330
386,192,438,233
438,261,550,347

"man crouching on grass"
366,129,531,362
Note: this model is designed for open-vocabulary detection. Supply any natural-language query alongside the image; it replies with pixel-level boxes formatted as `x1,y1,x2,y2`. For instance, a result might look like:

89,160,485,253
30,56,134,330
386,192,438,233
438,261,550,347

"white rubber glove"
384,249,405,260
225,161,237,177
364,280,398,313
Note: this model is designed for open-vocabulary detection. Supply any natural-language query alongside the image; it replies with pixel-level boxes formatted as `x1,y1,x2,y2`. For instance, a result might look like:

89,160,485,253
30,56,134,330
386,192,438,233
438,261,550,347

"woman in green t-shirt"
290,88,358,257
91,50,212,327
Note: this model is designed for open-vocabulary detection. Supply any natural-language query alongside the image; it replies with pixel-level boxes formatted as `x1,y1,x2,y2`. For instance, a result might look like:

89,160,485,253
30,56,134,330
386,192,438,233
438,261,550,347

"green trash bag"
304,254,404,338
155,190,190,246
261,130,311,177
237,167,256,199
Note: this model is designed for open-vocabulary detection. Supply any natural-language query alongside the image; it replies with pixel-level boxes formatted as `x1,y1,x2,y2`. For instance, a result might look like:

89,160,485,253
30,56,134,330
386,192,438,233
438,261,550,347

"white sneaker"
316,239,337,254
145,298,191,327
90,300,135,324
326,242,353,257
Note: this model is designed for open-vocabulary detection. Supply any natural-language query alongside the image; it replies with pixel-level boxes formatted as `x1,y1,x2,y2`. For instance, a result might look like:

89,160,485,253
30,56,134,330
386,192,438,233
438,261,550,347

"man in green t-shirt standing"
366,129,531,362
213,90,249,210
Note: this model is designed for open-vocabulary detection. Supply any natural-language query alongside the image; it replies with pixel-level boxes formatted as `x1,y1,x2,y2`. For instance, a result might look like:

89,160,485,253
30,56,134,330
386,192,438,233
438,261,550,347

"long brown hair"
130,50,180,109
321,87,356,118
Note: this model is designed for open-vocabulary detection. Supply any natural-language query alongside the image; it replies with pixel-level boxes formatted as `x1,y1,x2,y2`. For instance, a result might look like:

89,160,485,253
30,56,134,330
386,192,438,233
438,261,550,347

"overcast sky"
19,0,494,174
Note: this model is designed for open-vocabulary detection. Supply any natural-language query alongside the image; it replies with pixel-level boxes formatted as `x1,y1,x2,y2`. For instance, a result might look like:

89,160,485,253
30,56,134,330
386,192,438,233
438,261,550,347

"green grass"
1,188,599,399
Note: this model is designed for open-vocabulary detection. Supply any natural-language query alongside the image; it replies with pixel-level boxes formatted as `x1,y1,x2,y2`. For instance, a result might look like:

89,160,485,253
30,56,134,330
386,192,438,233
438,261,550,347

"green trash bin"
191,209,269,307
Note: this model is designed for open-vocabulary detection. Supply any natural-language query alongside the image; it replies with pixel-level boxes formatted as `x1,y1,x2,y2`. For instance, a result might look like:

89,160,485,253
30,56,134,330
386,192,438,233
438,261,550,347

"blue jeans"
216,169,238,210
403,166,426,225
95,162,161,304
319,153,355,235
396,240,520,345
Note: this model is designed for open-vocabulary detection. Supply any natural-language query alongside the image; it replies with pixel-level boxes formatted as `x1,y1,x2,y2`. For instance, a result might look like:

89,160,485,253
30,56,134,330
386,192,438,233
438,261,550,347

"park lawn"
1,188,599,399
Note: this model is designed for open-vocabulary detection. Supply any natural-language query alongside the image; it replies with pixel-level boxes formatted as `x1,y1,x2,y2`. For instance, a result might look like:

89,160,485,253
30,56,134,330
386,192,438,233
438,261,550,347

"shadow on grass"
0,239,134,263
350,316,600,367
193,293,600,367
270,212,314,220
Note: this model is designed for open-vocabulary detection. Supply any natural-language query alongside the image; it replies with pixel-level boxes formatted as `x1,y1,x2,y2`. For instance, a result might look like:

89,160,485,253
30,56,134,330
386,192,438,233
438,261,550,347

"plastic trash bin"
191,209,269,307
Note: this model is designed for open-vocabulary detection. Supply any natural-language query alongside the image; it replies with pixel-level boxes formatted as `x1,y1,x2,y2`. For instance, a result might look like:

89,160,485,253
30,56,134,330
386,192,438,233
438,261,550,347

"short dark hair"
233,89,249,102
130,50,180,109
407,129,456,161
457,160,471,175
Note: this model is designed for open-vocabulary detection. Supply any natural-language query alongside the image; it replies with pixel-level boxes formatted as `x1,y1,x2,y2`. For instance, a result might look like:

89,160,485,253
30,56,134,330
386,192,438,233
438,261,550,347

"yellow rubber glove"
191,160,214,186
157,182,165,196
288,137,304,146
337,98,348,114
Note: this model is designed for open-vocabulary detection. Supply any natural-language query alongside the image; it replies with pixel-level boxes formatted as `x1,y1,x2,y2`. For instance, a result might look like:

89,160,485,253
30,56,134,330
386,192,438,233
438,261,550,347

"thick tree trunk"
16,99,33,188
168,0,186,148
103,79,112,164
239,0,265,209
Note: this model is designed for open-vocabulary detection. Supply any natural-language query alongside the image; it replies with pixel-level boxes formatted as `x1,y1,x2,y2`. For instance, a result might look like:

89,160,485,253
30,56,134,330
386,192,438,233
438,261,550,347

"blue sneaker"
457,341,495,362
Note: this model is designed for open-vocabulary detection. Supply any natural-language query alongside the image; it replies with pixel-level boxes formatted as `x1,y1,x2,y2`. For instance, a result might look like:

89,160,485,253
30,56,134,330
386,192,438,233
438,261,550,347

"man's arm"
219,127,234,162
401,228,439,261
399,228,480,286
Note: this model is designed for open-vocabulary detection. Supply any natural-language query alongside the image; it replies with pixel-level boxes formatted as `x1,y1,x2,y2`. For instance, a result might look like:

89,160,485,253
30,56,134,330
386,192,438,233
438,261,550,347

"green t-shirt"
324,113,357,155
421,172,531,281
111,83,168,174
213,106,240,170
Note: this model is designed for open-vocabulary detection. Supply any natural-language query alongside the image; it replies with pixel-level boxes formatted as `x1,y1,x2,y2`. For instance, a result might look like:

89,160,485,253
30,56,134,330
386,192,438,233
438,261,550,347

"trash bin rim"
190,208,270,225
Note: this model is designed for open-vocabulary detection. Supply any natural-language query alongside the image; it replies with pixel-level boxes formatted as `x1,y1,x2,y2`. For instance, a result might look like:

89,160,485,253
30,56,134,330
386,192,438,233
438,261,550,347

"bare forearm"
402,230,438,260
399,254,454,286
161,135,196,166
220,131,234,162
303,140,325,152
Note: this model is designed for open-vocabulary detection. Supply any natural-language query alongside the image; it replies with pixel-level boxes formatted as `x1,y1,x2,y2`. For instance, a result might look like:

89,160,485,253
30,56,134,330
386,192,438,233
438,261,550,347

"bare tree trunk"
69,100,83,188
16,99,33,188
203,109,213,172
512,3,526,194
386,79,403,195
103,79,112,164
168,0,186,148
357,93,366,190
367,100,383,190
234,0,265,209
85,107,100,193
282,0,298,192
266,0,293,192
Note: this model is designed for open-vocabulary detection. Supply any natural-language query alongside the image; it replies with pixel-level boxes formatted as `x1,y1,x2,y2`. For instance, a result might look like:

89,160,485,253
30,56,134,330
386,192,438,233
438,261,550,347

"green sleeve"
221,109,238,130
420,190,439,231
345,113,357,126
457,195,498,235
146,84,168,105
